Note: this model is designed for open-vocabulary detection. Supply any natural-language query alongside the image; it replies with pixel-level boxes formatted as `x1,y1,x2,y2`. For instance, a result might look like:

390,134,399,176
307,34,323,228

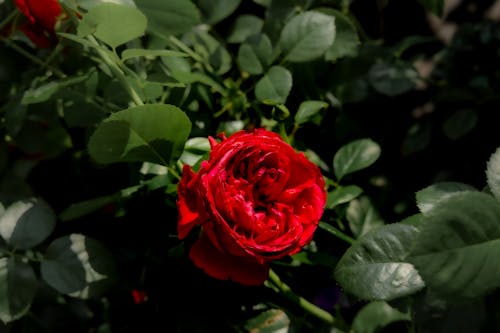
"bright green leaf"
121,48,187,61
0,198,55,250
0,258,37,323
333,138,381,181
279,11,336,62
87,104,192,165
335,223,425,301
227,15,264,43
487,146,500,201
346,196,384,238
135,0,200,37
195,0,241,24
294,100,328,125
237,33,273,75
78,3,147,48
416,182,477,214
409,192,500,299
255,66,292,104
352,301,411,333
327,185,363,209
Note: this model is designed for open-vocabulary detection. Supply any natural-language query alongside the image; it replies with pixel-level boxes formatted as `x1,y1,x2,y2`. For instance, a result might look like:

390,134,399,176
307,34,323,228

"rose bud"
177,128,327,285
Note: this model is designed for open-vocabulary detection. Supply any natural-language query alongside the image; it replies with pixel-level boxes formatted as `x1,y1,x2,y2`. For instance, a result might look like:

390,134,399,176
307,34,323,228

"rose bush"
14,0,63,47
177,128,327,285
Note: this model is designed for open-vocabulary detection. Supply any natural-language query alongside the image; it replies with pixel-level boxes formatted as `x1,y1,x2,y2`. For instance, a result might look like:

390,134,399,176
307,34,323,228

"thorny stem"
267,269,341,327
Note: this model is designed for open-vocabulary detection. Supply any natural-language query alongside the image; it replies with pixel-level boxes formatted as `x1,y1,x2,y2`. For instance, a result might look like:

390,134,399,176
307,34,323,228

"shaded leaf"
416,182,477,214
227,15,264,43
327,185,363,208
442,109,477,140
322,9,360,61
347,196,384,238
195,0,241,24
294,100,328,125
352,301,410,333
255,66,292,104
369,63,418,97
237,34,273,75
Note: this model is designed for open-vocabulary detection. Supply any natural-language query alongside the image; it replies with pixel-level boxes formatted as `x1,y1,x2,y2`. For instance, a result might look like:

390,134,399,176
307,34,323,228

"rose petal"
189,233,269,286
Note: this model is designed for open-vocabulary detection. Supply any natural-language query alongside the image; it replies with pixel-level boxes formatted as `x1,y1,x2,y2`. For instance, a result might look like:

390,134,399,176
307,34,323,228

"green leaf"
419,0,444,16
0,258,37,323
227,15,264,43
77,0,136,9
408,192,500,299
333,138,381,181
334,223,424,301
279,11,336,62
179,137,211,167
78,3,147,49
59,195,117,222
243,309,290,332
327,185,363,208
294,100,328,125
121,48,187,61
195,0,241,24
346,196,384,238
0,198,56,250
87,104,192,165
442,109,478,140
352,301,411,333
487,146,500,201
416,182,477,214
255,66,292,104
135,0,200,37
21,74,91,105
369,63,418,96
237,33,273,75
41,234,116,298
322,9,360,61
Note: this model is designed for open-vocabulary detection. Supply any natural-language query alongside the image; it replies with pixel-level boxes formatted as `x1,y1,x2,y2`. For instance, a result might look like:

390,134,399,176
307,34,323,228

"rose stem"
267,268,340,327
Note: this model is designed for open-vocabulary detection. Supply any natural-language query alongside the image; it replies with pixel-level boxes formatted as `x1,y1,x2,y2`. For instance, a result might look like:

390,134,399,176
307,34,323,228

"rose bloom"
177,128,327,285
14,0,63,48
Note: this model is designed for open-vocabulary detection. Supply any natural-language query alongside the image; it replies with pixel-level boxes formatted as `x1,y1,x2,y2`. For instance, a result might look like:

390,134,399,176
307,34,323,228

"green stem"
267,269,337,326
86,35,144,106
0,9,17,32
319,222,355,245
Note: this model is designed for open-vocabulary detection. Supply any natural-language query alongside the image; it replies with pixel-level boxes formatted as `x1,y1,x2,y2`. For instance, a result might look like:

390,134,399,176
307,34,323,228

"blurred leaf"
368,63,418,96
352,301,410,333
59,195,117,222
3,96,27,137
41,234,115,298
135,0,200,37
0,198,55,250
22,74,91,105
487,146,500,201
409,192,500,299
416,182,477,214
327,185,363,208
184,29,232,75
322,9,360,61
237,33,273,75
419,0,444,16
0,258,37,323
335,223,424,301
294,100,328,125
402,121,432,155
346,196,384,238
227,15,264,43
442,109,478,140
77,0,136,9
78,3,147,49
255,66,292,104
195,0,241,24
243,309,290,332
280,11,336,62
253,0,270,6
333,138,381,181
179,137,211,167
88,104,192,165
121,48,187,60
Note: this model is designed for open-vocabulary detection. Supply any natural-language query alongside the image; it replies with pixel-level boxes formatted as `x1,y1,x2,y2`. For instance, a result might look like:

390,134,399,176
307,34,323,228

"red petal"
177,165,203,239
189,233,269,286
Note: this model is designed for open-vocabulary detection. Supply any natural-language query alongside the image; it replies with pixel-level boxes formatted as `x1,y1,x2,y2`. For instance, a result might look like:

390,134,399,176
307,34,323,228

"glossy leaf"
0,258,37,323
326,185,363,209
237,33,273,75
294,100,328,125
88,104,191,165
416,181,477,214
0,198,56,250
335,223,425,301
41,234,115,298
352,301,410,333
333,138,381,181
279,11,336,62
409,192,500,299
255,66,292,104
486,146,500,200
227,15,264,43
78,3,147,49
346,196,384,238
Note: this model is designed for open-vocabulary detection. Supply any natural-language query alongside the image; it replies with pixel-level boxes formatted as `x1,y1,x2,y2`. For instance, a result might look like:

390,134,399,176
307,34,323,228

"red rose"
14,0,63,48
177,128,326,285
